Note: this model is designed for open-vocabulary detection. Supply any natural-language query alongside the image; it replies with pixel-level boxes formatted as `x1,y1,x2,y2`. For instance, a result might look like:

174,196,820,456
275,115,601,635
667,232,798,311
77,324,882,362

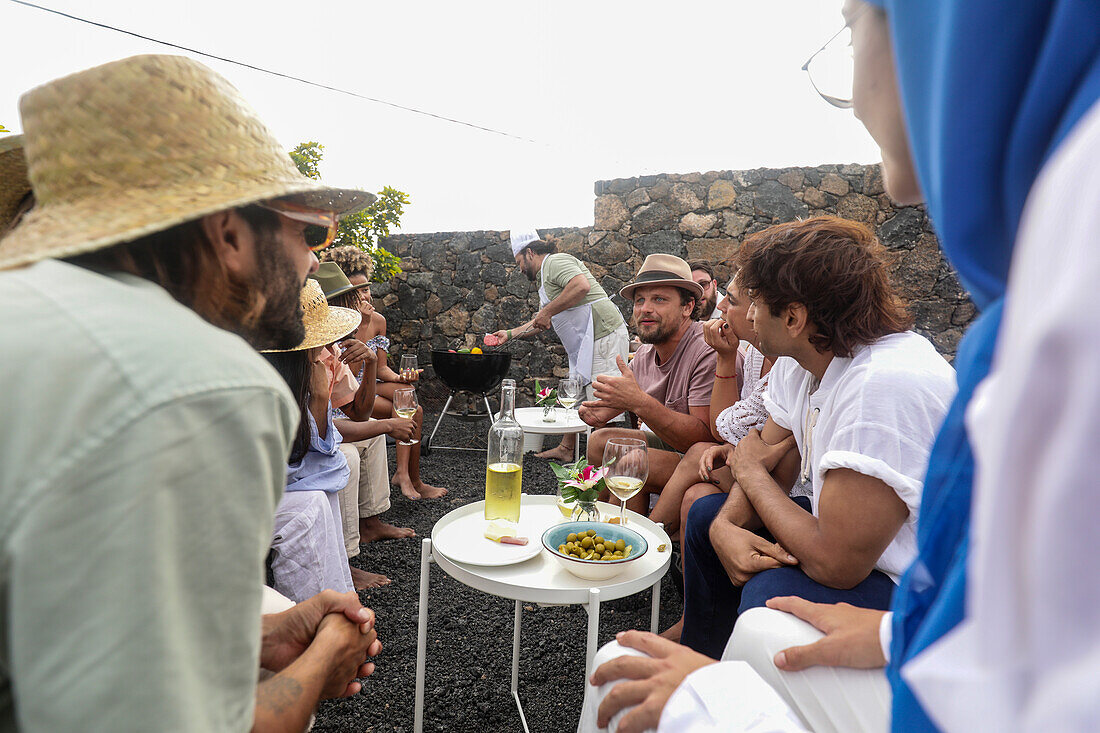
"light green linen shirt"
0,260,297,732
536,252,625,341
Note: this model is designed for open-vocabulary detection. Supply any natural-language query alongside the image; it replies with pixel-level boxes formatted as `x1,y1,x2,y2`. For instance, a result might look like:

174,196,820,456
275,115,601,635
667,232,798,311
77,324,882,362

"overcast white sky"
0,0,879,233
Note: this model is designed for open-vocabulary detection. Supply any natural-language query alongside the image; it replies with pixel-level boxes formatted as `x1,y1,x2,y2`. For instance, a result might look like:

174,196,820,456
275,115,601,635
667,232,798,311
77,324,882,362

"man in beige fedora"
579,253,718,525
0,56,384,732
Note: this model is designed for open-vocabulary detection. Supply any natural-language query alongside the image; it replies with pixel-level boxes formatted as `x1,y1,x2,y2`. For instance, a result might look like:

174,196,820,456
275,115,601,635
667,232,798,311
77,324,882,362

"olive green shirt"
0,261,297,732
536,253,625,341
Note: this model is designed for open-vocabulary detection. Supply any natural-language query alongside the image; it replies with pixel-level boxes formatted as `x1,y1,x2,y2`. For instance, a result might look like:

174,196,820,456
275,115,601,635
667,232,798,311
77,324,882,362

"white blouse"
714,344,770,445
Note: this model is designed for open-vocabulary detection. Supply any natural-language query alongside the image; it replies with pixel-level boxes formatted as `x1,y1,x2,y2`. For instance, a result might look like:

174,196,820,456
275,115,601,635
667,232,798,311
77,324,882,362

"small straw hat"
0,54,377,271
619,253,704,300
263,279,362,353
0,134,32,235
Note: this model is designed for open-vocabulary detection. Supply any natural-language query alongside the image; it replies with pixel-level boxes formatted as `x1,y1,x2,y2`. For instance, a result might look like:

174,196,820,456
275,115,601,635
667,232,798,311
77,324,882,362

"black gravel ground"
312,406,683,733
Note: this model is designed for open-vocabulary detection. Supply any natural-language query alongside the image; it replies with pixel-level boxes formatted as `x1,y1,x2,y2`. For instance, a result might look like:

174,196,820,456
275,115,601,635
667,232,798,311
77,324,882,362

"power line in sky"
9,0,540,144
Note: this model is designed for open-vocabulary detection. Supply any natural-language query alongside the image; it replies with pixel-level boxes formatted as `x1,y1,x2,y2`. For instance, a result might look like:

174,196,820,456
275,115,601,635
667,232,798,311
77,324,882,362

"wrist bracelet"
507,329,513,340
715,372,737,379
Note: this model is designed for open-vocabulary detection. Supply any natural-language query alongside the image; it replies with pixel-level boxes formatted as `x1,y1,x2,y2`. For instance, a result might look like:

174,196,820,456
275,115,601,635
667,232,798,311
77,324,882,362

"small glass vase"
570,500,601,523
541,403,557,422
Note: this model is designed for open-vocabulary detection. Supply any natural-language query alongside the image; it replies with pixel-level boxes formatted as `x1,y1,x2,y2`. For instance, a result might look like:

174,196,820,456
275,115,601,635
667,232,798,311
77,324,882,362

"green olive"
586,529,597,537
594,543,605,553
581,537,594,548
593,535,604,545
567,533,578,543
615,539,626,551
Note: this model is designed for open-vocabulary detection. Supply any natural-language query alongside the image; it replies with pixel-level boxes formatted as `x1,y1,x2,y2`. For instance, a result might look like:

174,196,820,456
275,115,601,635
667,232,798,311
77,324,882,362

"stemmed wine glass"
392,387,419,445
557,376,583,415
399,353,418,383
602,438,648,526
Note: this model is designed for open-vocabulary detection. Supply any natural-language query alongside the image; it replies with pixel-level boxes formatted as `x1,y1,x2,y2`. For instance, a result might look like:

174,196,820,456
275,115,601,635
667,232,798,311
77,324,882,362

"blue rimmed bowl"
541,521,648,581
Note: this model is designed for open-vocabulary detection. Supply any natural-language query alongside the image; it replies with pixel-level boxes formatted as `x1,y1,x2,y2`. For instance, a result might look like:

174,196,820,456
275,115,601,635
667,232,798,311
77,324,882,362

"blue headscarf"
858,1,1100,730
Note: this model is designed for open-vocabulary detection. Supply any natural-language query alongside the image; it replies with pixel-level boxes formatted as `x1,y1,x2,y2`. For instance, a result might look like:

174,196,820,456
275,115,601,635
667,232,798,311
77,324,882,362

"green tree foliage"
289,141,406,280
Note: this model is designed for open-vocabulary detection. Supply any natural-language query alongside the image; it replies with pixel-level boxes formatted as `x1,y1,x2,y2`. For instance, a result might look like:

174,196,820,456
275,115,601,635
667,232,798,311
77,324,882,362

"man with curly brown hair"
677,216,957,660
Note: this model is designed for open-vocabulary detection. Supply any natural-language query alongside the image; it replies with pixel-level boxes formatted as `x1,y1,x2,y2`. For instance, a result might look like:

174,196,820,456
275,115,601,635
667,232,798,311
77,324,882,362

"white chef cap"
509,228,542,256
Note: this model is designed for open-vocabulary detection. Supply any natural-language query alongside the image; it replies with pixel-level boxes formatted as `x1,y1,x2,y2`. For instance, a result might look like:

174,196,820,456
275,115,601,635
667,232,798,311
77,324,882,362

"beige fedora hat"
619,253,704,301
0,134,32,236
263,279,362,353
0,54,377,271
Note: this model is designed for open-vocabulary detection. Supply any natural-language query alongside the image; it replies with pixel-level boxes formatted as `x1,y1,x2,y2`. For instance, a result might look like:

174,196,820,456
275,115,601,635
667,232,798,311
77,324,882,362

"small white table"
513,406,590,461
413,495,672,733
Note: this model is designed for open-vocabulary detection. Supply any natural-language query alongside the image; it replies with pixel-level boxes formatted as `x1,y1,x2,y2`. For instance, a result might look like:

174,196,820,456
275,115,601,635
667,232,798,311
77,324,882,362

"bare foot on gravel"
535,444,574,462
659,616,684,643
350,566,391,590
414,481,448,499
359,516,415,543
394,475,421,501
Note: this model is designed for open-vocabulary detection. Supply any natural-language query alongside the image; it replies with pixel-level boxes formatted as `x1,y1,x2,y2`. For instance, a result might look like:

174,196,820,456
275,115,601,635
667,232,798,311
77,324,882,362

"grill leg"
483,394,494,419
426,393,455,452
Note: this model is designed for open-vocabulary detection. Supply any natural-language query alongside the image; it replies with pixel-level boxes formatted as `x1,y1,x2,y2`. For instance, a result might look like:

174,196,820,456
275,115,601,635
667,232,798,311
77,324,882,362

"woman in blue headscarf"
850,0,1100,730
580,1,1100,731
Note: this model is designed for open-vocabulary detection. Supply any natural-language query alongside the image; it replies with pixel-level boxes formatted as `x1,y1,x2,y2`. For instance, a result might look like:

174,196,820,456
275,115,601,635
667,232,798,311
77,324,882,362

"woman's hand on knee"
765,597,887,671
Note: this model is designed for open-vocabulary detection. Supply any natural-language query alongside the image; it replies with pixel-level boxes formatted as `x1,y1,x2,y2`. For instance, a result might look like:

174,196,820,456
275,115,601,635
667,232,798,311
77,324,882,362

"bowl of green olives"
541,521,648,581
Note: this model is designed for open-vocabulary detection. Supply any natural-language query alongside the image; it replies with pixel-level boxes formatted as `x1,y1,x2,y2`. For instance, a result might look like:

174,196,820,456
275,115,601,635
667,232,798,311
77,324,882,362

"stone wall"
375,163,974,405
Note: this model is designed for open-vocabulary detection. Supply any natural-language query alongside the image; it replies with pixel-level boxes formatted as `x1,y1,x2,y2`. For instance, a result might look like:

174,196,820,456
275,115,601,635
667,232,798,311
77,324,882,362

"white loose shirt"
764,332,956,582
902,99,1100,733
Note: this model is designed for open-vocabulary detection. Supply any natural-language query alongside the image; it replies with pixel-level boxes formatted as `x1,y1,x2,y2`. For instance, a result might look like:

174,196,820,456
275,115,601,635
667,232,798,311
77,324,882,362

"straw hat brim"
262,304,363,353
0,135,31,233
0,176,375,271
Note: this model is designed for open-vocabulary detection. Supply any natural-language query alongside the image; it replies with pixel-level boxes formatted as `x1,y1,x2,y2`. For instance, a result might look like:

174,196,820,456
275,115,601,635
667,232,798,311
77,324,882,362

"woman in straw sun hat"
261,280,368,603
0,54,382,731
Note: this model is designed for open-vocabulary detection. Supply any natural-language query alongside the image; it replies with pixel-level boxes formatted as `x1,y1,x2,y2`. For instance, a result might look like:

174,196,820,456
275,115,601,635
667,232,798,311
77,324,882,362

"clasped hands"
261,590,383,699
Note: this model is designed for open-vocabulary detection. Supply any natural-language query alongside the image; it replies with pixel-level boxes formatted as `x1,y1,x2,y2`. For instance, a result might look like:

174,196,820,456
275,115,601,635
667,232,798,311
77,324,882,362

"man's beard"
701,292,717,318
239,231,306,351
634,314,679,345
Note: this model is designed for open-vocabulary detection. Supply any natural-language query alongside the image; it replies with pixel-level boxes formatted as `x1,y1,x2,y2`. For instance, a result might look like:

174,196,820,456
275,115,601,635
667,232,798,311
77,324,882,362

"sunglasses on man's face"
257,201,339,252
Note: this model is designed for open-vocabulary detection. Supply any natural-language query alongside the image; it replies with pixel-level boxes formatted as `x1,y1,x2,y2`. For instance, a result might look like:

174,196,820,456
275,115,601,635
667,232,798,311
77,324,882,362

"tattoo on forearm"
259,676,304,715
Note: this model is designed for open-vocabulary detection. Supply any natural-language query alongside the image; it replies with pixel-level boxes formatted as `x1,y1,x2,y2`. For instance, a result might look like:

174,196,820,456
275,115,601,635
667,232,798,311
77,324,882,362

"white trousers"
336,434,390,558
577,608,890,733
271,490,353,604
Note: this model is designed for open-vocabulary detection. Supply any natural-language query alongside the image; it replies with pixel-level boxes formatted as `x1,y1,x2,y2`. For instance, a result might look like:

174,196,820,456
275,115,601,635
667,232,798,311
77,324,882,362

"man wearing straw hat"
0,56,383,731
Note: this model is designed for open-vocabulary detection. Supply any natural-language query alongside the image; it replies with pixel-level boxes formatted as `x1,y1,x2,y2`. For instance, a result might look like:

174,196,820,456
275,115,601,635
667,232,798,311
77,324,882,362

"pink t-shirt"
631,320,717,416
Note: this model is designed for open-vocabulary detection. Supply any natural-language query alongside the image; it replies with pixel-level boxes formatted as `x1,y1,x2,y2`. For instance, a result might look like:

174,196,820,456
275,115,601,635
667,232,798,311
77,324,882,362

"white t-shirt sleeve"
817,361,954,512
658,661,810,732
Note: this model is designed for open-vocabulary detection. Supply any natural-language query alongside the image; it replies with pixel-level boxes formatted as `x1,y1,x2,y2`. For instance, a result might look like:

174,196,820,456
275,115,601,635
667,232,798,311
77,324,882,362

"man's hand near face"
590,356,651,414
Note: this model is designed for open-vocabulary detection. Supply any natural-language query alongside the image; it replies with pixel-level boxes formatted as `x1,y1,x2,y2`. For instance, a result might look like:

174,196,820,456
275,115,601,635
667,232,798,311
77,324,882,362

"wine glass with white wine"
602,438,648,526
399,353,418,382
392,387,419,445
557,376,583,413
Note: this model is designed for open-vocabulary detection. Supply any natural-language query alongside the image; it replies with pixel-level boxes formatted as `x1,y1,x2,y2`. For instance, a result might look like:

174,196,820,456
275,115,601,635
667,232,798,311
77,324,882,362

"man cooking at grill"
491,228,630,462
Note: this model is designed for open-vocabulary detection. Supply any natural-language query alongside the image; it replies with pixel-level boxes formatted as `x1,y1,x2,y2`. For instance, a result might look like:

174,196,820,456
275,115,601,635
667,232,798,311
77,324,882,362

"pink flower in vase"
565,464,607,492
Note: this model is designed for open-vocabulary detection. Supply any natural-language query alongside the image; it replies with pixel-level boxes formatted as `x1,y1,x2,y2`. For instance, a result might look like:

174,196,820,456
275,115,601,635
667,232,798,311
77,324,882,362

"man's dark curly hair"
735,216,912,357
320,245,374,280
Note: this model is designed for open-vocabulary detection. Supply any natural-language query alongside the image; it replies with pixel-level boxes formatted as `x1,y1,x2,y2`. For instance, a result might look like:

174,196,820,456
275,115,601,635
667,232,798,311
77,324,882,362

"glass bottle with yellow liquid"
485,378,523,522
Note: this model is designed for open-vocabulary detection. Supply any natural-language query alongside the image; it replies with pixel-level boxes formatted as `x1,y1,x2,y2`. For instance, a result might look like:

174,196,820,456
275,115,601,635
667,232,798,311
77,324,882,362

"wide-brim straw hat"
619,253,704,301
0,54,377,271
0,134,31,234
310,261,369,301
263,279,362,353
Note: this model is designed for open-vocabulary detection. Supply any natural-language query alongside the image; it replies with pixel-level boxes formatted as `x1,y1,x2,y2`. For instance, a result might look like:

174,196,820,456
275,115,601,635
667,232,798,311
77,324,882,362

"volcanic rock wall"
375,163,973,404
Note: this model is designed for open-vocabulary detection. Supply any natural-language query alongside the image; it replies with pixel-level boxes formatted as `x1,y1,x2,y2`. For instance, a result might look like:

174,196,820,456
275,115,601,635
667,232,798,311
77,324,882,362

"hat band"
633,270,689,285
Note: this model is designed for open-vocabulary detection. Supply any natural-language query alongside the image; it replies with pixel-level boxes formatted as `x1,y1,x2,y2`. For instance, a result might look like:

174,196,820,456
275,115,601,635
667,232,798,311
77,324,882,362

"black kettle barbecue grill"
425,349,512,453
